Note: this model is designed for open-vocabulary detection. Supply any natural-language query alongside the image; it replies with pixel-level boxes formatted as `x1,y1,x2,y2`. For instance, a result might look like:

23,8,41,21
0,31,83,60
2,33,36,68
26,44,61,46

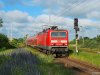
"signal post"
74,18,79,53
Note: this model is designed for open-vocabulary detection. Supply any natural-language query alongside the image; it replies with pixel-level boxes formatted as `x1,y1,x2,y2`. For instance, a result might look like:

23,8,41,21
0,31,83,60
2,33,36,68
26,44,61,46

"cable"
58,0,87,16
50,0,85,25
59,0,99,17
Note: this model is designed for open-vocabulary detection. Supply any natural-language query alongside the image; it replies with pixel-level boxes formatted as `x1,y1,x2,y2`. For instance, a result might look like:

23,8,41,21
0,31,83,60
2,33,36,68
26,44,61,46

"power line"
58,0,88,16
59,0,99,17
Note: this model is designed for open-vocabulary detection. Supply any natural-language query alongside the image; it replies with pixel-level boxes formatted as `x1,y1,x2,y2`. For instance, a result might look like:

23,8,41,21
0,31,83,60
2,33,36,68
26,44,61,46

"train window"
60,32,66,37
51,32,58,37
51,32,66,37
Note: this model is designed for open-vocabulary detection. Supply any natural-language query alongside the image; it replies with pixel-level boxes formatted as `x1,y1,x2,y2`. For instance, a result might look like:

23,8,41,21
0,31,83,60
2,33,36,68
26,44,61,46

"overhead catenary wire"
46,0,100,28
58,0,100,17
47,0,85,26
58,0,86,16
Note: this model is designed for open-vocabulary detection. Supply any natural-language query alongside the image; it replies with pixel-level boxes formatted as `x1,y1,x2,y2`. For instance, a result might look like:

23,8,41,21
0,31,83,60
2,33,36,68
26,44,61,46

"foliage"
26,47,74,75
0,55,11,66
0,48,74,75
69,39,76,44
0,49,39,75
70,35,100,49
10,38,24,48
0,33,16,51
69,51,100,68
0,33,25,51
0,33,10,49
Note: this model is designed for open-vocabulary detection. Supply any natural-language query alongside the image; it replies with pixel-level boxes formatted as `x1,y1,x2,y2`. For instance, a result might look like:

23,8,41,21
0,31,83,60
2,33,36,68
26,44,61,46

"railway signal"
74,18,79,31
74,18,80,53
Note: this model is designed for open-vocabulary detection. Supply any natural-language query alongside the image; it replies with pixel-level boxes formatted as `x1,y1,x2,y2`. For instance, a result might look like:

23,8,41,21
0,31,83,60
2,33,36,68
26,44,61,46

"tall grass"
69,49,100,68
26,47,74,75
0,48,74,75
0,48,40,75
0,49,13,55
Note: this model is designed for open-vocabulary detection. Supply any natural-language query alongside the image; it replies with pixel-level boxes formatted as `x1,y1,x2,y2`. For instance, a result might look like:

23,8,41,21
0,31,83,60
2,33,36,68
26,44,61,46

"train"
26,26,69,56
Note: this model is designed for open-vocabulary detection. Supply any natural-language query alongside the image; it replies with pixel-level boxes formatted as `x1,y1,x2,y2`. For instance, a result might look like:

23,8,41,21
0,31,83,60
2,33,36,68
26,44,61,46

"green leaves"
0,33,9,49
70,36,100,49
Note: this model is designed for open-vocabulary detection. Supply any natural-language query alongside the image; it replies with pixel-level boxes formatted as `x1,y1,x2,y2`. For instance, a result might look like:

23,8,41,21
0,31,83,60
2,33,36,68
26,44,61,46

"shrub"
0,33,15,50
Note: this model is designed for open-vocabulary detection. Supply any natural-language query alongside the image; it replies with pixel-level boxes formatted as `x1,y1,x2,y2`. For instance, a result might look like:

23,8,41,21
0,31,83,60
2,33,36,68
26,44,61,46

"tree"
0,33,9,49
96,35,100,42
10,38,24,48
0,18,3,27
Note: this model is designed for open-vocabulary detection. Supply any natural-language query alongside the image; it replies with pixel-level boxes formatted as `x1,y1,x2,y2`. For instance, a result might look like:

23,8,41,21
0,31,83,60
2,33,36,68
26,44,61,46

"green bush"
10,38,24,48
0,33,9,49
70,36,100,49
0,33,15,50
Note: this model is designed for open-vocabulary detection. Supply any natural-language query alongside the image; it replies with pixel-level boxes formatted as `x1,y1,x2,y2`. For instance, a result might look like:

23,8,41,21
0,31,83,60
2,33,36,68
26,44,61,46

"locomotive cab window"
51,32,58,37
51,32,66,37
60,32,66,37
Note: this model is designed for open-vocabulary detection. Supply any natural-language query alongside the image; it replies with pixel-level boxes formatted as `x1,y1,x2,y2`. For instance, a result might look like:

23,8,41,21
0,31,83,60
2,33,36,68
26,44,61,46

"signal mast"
74,18,79,53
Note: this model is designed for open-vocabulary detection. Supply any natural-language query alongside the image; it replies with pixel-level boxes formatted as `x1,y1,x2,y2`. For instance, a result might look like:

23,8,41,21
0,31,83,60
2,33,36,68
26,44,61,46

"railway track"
29,47,100,75
55,57,100,75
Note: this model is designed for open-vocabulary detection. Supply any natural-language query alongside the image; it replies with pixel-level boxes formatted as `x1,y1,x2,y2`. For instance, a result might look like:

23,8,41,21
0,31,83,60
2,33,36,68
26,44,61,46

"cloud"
1,0,100,20
0,0,100,40
87,11,100,19
32,0,100,20
0,10,100,40
0,10,34,23
79,19,100,28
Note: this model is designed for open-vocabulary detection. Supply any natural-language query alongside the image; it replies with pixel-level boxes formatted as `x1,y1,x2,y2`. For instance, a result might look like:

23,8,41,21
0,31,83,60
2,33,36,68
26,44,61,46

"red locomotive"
27,26,69,56
26,37,34,46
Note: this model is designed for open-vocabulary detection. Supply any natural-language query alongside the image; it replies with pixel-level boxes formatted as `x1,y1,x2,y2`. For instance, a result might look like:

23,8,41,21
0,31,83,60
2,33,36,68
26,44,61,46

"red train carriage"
33,35,38,47
36,26,68,55
26,37,35,46
27,26,69,56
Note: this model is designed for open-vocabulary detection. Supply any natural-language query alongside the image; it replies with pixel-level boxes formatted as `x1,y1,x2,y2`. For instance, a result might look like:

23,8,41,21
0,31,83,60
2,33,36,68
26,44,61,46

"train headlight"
61,40,67,43
51,40,57,43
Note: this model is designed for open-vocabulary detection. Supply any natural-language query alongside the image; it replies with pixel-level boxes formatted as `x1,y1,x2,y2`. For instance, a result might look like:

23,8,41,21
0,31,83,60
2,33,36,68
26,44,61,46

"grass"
69,46,100,68
0,48,39,75
38,63,73,75
26,47,74,75
0,49,13,67
70,44,100,53
0,47,74,75
0,55,11,67
26,47,54,63
0,49,13,55
0,46,99,75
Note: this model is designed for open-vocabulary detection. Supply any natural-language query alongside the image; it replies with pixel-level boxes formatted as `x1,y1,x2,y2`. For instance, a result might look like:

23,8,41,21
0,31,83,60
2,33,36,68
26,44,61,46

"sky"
0,0,100,40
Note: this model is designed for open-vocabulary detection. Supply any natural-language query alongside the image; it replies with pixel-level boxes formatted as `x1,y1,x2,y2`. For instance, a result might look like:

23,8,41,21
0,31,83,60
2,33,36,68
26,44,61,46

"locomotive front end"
50,31,69,55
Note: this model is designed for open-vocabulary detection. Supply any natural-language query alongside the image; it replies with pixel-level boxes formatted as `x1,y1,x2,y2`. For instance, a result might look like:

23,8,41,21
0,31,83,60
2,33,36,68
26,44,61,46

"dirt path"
55,57,100,75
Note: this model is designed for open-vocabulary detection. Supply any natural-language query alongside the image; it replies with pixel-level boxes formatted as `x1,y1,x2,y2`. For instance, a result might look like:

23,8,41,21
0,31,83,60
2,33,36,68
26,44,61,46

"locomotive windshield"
51,32,66,37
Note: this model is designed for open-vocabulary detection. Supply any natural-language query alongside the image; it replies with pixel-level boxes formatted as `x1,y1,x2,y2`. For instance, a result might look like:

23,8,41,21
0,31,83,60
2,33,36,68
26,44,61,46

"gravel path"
0,48,40,75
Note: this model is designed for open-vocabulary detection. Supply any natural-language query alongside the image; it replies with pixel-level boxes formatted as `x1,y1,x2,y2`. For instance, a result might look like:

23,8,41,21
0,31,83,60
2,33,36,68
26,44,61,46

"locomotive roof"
37,26,68,35
37,29,67,35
